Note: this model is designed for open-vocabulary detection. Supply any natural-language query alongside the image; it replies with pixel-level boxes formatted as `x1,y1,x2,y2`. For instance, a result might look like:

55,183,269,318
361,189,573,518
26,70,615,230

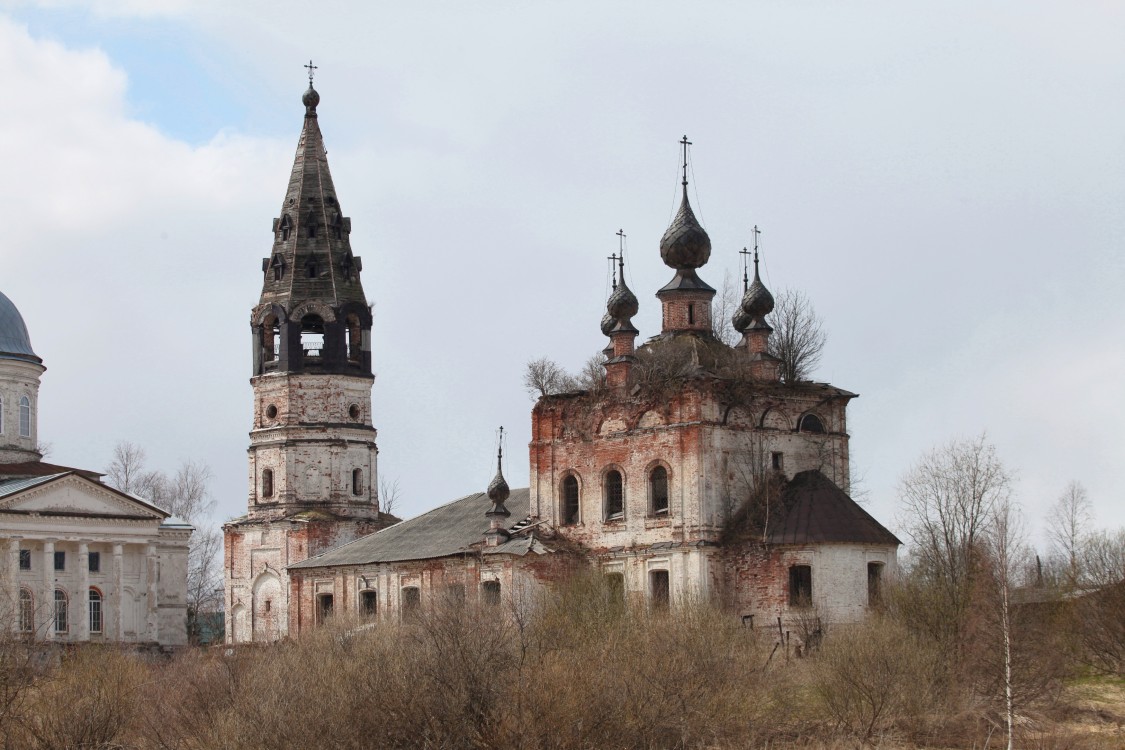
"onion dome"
733,251,775,334
660,188,712,270
0,291,41,363
600,310,616,336
606,279,639,323
486,434,511,518
302,84,320,113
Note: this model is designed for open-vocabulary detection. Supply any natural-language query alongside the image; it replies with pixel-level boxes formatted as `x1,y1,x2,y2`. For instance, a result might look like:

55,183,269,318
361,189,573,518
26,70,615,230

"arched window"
18,589,33,632
88,589,103,633
798,414,825,434
649,466,669,516
352,468,363,496
54,589,68,633
261,314,280,363
561,475,579,525
261,469,274,498
300,315,324,359
604,470,624,521
19,396,30,438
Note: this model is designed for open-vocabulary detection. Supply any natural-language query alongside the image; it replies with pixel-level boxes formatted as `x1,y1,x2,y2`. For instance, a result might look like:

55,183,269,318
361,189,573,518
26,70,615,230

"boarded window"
604,470,624,521
561,475,579,525
650,466,669,515
868,562,884,606
360,590,377,618
789,565,812,607
650,570,670,610
482,580,501,606
316,593,334,624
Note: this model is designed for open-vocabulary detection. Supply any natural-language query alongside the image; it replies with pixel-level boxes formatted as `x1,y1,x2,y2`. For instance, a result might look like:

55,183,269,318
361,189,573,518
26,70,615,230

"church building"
0,292,192,646
226,79,899,643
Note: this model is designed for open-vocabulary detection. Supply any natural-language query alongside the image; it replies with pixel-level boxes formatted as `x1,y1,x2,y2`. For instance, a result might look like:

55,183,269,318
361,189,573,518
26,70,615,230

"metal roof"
290,488,533,569
0,473,63,500
767,470,901,546
0,291,39,362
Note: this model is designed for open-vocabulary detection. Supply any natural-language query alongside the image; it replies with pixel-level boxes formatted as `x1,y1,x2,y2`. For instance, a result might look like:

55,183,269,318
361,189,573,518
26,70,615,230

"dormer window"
278,214,292,241
269,254,285,280
331,212,344,240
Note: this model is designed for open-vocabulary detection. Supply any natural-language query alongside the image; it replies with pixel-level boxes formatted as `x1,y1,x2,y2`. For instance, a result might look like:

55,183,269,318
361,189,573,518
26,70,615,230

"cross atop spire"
496,425,504,471
304,59,318,86
739,246,753,292
680,135,692,188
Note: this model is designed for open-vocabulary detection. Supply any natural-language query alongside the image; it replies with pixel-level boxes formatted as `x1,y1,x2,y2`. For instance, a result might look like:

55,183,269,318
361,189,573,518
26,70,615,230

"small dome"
600,310,616,337
606,280,639,323
0,291,38,361
659,191,711,270
741,276,774,319
732,306,753,334
302,85,320,111
487,469,510,504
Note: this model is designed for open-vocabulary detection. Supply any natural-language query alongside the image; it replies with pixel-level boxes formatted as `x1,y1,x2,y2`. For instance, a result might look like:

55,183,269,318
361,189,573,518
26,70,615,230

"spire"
484,427,511,547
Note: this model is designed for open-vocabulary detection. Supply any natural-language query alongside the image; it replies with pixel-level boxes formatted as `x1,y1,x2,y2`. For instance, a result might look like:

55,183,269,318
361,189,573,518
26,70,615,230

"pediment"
0,474,165,520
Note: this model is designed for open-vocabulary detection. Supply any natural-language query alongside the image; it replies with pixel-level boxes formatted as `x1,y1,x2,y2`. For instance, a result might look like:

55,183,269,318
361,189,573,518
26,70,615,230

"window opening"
88,551,100,573
19,550,30,570
279,214,292,241
687,303,695,325
401,586,421,619
345,314,362,361
262,469,274,498
299,315,324,359
19,589,33,632
54,589,68,633
89,589,103,633
799,414,825,434
482,580,501,606
261,315,280,363
561,475,579,525
650,570,670,609
360,590,378,618
771,452,784,471
54,551,65,571
316,593,334,624
19,396,30,437
604,470,624,521
605,572,625,603
789,565,812,607
650,466,669,515
352,468,363,496
305,209,318,238
868,562,884,607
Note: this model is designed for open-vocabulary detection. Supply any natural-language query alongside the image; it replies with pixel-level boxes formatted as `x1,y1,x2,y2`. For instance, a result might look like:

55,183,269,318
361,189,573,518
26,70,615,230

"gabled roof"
0,461,103,480
0,471,170,521
290,488,533,569
767,470,900,546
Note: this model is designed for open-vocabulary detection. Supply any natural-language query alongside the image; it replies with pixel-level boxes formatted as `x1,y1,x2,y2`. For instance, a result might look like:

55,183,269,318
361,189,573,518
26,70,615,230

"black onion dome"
606,279,639,323
487,469,510,505
659,191,712,270
741,276,774,319
600,310,616,336
732,306,753,334
302,85,320,112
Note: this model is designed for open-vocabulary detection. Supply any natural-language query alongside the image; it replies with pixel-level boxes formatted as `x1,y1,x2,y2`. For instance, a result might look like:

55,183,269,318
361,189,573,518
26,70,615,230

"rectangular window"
88,551,100,573
19,591,33,632
360,590,377,618
89,591,103,634
19,549,30,570
868,562,884,607
54,551,65,571
482,580,501,607
789,565,812,607
650,570,670,610
771,452,784,471
316,593,334,624
401,586,421,620
687,303,695,325
54,591,67,633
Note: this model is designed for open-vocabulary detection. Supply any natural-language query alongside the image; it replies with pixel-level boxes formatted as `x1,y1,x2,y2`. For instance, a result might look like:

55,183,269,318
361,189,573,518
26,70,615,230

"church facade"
227,82,898,643
0,292,192,646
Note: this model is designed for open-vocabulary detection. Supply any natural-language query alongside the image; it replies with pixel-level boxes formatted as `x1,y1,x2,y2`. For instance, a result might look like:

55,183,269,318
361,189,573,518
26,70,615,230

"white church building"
0,291,192,646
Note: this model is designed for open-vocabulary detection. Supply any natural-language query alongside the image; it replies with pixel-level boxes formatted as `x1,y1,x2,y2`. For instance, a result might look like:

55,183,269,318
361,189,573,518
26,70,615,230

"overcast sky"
1,1,1122,550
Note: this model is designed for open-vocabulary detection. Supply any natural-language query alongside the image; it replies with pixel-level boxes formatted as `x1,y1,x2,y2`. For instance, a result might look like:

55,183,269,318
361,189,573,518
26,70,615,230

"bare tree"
897,434,1013,647
988,498,1025,750
1046,481,1091,589
573,353,607,392
105,441,148,494
767,289,826,383
711,269,741,347
380,476,402,519
523,357,578,398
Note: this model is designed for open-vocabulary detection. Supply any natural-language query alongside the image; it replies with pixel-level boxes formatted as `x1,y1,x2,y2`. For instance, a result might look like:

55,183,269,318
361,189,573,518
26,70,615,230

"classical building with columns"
0,291,192,646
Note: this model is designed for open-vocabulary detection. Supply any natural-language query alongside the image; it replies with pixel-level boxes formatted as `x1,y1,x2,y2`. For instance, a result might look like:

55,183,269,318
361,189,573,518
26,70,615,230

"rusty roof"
767,470,900,546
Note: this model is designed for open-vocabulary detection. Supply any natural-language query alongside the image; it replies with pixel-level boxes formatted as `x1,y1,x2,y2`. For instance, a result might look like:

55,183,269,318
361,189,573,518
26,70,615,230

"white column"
76,542,89,641
113,544,124,641
5,538,18,633
42,539,54,641
145,543,158,642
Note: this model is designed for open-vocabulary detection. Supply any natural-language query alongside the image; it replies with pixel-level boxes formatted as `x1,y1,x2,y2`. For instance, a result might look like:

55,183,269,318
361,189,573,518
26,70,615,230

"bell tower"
224,69,389,643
